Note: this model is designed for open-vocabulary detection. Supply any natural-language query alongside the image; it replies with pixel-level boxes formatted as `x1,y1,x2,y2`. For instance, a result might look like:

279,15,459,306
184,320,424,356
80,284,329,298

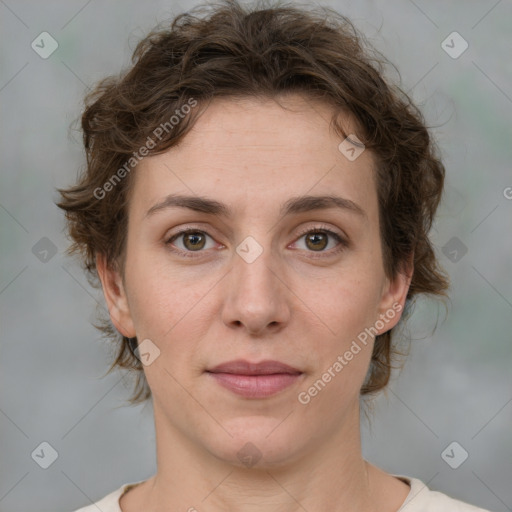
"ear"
376,252,414,334
96,253,136,338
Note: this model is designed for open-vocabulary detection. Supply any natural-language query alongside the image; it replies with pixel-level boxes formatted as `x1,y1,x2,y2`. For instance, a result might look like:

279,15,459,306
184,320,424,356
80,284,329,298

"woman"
58,1,492,510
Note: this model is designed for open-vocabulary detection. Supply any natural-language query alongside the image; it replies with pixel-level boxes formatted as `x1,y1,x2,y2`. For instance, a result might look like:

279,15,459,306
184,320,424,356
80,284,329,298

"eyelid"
290,224,348,255
164,223,348,257
164,226,221,258
293,223,347,243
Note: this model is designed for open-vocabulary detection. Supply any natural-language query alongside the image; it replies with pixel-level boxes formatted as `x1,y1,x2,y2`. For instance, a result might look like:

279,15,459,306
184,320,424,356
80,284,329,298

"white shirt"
72,474,493,511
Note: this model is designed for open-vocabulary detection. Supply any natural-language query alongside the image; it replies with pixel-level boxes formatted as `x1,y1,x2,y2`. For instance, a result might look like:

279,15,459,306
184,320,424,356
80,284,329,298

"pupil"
307,232,326,250
186,233,204,250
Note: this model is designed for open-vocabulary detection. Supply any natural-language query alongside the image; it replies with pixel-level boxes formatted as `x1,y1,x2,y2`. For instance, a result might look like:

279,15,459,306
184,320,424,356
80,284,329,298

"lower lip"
207,372,302,398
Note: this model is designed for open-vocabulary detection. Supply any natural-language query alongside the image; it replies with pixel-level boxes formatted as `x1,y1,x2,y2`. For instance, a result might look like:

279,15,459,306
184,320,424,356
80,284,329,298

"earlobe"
96,253,136,338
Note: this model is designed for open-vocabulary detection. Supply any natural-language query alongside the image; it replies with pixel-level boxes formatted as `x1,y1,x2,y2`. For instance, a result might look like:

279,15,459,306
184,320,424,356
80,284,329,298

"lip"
206,359,303,398
207,359,302,375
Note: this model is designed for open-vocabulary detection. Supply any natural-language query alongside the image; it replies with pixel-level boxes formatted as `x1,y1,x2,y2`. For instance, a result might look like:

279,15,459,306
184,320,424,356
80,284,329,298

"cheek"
295,267,382,343
125,253,216,348
296,279,378,409
293,269,382,398
123,253,172,332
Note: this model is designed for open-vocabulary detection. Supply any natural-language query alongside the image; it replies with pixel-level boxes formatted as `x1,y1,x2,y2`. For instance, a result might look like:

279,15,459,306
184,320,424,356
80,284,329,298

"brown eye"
182,232,206,251
292,227,348,257
166,229,215,255
304,231,329,251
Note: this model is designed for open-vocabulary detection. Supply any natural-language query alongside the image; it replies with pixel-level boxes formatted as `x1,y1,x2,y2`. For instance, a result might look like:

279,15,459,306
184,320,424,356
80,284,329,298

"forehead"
175,94,362,161
132,94,377,220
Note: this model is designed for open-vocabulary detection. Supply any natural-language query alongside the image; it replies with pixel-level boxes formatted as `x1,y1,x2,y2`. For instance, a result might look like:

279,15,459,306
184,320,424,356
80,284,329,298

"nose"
221,241,291,336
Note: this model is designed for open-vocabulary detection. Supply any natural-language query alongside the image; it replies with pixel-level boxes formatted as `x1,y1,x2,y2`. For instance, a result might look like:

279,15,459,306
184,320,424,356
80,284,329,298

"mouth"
207,359,302,375
206,359,303,398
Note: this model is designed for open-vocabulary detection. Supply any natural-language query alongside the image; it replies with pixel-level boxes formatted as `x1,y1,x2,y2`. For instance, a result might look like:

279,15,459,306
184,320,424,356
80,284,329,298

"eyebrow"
145,193,367,220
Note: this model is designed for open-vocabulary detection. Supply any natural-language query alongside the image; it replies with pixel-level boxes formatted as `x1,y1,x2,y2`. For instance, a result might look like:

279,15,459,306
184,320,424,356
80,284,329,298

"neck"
138,398,382,512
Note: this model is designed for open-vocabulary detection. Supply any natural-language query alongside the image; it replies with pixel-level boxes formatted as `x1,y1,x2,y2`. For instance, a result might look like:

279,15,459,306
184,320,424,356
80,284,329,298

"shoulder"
395,474,494,512
71,475,493,512
71,481,145,512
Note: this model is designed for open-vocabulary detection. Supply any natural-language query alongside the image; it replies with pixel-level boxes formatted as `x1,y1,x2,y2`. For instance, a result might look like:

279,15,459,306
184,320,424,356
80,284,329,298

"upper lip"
207,359,302,375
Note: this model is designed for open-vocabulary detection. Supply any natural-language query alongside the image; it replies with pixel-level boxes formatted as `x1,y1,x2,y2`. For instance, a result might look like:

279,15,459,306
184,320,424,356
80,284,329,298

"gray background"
1,0,511,511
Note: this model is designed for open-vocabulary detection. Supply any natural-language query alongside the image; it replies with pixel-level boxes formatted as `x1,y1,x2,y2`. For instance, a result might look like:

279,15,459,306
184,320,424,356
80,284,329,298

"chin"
206,418,305,469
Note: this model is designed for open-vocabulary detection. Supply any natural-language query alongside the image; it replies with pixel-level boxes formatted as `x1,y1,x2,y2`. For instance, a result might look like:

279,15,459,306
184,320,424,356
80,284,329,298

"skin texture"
97,94,413,511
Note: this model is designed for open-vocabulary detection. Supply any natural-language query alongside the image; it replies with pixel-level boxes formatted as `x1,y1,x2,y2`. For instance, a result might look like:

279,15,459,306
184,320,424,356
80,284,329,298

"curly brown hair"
57,0,450,405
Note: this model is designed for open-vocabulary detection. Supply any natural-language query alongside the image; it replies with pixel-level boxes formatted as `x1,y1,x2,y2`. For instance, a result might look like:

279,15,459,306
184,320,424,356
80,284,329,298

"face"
98,94,411,468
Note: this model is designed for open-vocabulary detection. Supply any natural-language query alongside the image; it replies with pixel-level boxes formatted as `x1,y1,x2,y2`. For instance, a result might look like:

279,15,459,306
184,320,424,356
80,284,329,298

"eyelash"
294,225,348,257
165,224,348,259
